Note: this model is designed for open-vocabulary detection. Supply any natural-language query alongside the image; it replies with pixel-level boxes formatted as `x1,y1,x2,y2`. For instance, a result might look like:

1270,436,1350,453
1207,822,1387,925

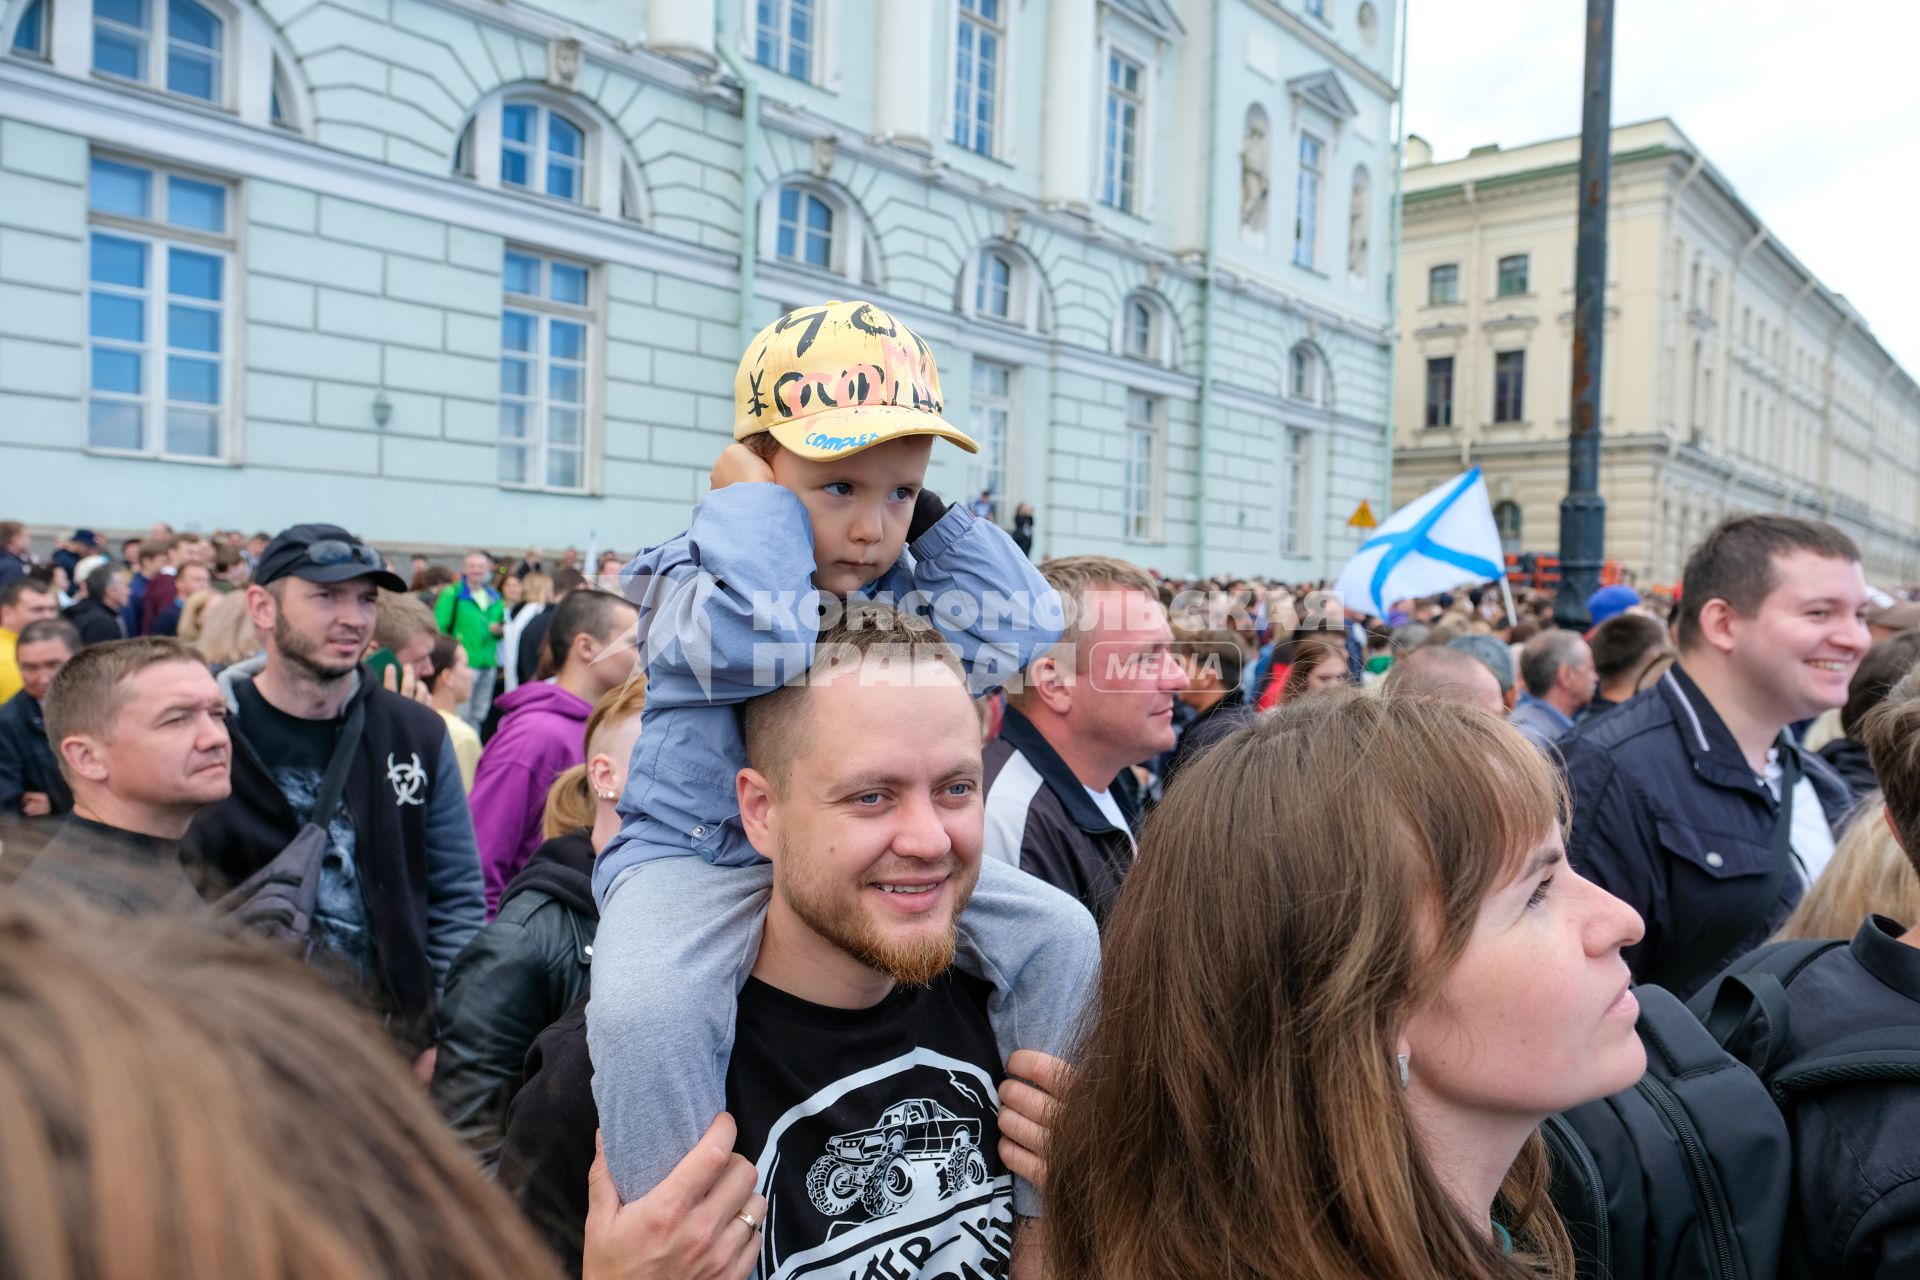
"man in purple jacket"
471,588,639,916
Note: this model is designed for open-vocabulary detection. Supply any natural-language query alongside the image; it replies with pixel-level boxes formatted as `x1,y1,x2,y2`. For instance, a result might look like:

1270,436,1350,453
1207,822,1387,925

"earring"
1396,1053,1411,1089
597,789,616,801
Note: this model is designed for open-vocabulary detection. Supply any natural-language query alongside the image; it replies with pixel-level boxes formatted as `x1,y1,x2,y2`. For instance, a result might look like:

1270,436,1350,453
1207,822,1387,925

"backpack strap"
1768,1029,1920,1106
311,696,367,829
1692,937,1850,1077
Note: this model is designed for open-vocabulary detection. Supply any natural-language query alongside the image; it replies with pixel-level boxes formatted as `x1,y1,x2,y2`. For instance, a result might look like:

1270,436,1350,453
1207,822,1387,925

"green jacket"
436,583,506,669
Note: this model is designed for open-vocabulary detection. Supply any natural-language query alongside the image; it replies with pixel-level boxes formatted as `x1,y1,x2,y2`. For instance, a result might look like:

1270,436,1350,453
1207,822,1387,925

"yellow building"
1393,119,1920,586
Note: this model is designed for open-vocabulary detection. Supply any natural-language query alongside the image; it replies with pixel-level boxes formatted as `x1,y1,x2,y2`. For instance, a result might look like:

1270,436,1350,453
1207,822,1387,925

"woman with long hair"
1278,632,1352,703
1775,794,1920,942
1048,690,1646,1280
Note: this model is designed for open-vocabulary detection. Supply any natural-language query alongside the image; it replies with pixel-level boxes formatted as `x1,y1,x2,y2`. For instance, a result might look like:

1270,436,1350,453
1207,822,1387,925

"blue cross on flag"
1332,467,1506,619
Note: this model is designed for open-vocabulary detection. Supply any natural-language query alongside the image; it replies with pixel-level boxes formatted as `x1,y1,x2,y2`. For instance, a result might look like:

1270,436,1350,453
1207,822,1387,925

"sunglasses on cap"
305,539,383,568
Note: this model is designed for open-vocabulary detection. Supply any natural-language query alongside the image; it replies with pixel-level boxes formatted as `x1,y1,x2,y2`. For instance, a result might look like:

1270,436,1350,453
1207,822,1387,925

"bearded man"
183,524,485,1078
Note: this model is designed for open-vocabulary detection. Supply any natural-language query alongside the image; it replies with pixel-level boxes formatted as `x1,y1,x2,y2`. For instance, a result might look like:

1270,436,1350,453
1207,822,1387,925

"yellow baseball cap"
732,301,978,461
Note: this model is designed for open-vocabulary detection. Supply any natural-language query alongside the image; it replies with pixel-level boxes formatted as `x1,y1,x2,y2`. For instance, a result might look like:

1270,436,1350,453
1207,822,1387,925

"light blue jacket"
592,483,1063,906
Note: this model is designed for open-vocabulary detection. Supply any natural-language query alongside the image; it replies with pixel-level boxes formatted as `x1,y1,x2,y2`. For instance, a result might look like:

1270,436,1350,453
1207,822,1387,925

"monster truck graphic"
803,1098,992,1219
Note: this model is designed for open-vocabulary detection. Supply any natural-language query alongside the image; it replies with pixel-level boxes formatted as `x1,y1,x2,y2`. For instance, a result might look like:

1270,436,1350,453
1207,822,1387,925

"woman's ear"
586,751,617,798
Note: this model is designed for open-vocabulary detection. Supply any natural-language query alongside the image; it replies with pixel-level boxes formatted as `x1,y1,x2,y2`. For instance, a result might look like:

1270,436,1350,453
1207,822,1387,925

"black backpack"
1544,938,1920,1280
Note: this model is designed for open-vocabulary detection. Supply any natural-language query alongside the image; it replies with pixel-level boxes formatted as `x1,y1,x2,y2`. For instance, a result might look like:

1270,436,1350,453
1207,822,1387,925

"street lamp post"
1554,0,1614,631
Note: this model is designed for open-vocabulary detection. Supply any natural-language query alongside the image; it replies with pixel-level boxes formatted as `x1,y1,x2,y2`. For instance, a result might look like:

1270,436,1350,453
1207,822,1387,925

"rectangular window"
1497,253,1530,297
952,0,1002,156
1428,263,1459,305
86,155,231,461
1123,390,1160,542
1292,132,1324,269
754,0,814,81
1282,428,1308,557
1425,357,1454,428
1100,50,1143,213
967,360,1013,509
1493,350,1525,423
501,248,592,493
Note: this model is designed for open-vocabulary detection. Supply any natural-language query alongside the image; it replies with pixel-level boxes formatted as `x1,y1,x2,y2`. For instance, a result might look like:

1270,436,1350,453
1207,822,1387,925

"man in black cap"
183,524,486,1076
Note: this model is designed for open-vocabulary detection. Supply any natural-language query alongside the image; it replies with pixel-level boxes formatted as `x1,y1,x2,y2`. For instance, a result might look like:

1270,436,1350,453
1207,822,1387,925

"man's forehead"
795,664,977,774
1768,552,1867,602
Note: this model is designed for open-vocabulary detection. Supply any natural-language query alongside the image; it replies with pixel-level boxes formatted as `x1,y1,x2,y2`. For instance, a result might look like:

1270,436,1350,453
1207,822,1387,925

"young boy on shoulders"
587,301,1098,1220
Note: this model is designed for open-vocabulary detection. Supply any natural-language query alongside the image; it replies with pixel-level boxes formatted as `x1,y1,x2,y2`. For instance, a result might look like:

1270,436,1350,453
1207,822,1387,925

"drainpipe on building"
1381,0,1409,517
714,34,760,348
1190,0,1225,578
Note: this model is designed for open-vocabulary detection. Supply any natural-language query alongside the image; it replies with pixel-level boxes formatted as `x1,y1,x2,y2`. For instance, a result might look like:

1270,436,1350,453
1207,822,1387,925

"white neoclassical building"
0,0,1405,576
1393,118,1920,585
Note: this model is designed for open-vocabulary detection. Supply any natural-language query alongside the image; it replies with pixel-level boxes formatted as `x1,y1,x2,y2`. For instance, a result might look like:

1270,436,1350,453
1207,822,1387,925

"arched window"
757,179,878,283
501,99,587,203
452,87,640,222
1289,342,1327,406
93,0,226,104
957,239,1046,331
1493,500,1522,555
1115,289,1175,365
8,0,48,56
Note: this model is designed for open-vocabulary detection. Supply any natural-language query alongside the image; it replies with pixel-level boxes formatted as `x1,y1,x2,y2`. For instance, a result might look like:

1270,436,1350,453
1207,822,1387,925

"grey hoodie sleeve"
423,733,486,990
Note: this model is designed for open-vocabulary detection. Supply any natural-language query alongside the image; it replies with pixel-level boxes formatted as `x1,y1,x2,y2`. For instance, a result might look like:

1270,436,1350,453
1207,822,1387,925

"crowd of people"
3,299,1920,1280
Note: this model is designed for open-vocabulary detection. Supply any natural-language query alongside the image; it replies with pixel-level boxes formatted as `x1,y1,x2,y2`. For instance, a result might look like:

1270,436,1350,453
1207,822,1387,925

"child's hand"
710,443,775,491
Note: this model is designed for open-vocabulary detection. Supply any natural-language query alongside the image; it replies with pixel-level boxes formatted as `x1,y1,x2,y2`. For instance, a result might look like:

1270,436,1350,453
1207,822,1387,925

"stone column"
874,0,935,150
648,0,716,66
1042,0,1096,208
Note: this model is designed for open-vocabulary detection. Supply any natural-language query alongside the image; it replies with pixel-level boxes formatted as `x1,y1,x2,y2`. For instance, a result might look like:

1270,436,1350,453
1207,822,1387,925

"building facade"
1393,118,1920,587
0,0,1402,577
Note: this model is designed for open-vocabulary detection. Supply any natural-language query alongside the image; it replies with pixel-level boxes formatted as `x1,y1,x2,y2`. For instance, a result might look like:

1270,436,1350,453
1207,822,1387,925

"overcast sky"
1402,0,1920,374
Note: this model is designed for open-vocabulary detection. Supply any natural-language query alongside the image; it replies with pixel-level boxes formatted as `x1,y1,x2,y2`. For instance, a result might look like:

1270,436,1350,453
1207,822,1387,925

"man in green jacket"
436,551,505,728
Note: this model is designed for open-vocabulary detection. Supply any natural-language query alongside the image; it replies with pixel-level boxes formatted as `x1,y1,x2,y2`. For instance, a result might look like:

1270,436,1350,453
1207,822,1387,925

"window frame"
1292,130,1325,270
1496,253,1530,298
1424,355,1454,428
958,238,1043,332
90,0,231,107
498,247,596,495
499,97,590,206
1117,290,1173,365
1282,427,1309,558
8,0,48,57
1493,349,1526,423
1428,262,1459,305
760,179,876,283
84,153,236,464
1288,342,1324,405
753,0,819,83
1100,45,1146,214
1122,388,1164,543
951,0,1005,157
967,358,1016,514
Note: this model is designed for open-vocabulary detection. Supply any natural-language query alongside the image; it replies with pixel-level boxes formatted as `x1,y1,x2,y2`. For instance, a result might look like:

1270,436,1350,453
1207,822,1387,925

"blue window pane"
778,187,798,220
499,401,528,440
499,443,530,484
549,365,581,405
500,358,530,397
804,233,830,269
91,159,152,218
90,292,145,341
503,102,532,144
168,303,219,352
547,446,581,489
271,84,284,122
167,48,217,101
91,235,148,288
501,311,535,353
806,194,830,232
89,400,145,450
776,223,796,260
168,248,221,301
12,0,45,54
549,405,581,444
549,263,587,305
167,0,218,47
501,149,529,188
549,114,582,158
166,175,225,232
92,348,143,393
167,355,218,404
550,320,584,361
96,0,146,30
786,45,808,81
546,161,578,202
93,25,146,78
165,408,218,456
503,251,539,295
